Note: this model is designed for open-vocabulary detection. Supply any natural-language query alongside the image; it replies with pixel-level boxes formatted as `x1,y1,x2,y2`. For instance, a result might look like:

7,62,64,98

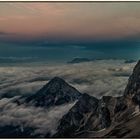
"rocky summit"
25,77,82,107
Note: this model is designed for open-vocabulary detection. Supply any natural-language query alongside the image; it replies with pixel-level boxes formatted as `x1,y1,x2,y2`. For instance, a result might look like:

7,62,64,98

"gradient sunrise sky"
0,2,140,43
0,2,140,63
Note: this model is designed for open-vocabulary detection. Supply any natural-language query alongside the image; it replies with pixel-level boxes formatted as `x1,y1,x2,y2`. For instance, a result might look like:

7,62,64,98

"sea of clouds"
0,59,137,137
0,59,136,98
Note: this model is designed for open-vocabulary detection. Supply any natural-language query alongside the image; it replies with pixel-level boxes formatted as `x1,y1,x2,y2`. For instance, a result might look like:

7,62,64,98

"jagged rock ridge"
54,95,122,137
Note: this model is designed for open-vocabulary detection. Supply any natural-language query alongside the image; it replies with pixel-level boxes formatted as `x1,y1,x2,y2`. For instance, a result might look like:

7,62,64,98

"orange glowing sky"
0,2,140,42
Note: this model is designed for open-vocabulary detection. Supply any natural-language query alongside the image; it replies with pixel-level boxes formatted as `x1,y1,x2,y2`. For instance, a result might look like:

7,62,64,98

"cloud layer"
0,60,136,136
0,97,75,136
0,60,136,98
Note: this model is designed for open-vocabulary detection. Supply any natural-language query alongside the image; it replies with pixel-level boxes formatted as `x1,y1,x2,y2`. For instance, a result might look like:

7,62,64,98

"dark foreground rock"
54,93,99,137
54,95,129,138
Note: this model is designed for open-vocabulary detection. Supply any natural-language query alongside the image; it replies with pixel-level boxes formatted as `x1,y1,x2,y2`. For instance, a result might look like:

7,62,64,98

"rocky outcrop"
54,93,99,137
54,95,121,137
124,60,140,106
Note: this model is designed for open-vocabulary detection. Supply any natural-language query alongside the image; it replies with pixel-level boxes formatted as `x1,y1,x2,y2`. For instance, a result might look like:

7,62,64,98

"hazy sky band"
0,2,140,43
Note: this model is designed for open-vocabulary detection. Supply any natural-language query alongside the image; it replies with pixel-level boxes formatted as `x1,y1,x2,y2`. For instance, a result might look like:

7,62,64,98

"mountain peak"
49,76,66,83
25,77,82,107
45,77,68,91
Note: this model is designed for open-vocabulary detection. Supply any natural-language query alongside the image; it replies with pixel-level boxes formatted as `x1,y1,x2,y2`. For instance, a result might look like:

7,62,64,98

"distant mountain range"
0,60,140,138
67,58,91,64
67,57,137,64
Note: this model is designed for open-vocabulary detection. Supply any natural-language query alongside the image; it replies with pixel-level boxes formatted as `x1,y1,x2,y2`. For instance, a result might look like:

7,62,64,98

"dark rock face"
54,87,137,138
99,96,116,117
99,106,111,128
124,60,140,106
25,77,82,107
132,93,140,106
114,96,127,113
55,95,119,137
54,93,99,137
